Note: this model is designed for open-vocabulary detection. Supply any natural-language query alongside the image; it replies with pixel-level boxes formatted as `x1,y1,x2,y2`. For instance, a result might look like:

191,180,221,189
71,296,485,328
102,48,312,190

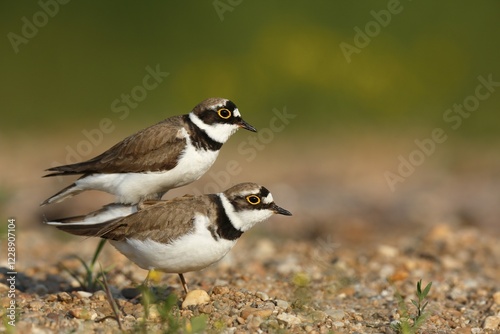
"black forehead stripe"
224,100,237,111
210,194,243,241
184,115,223,151
260,186,270,198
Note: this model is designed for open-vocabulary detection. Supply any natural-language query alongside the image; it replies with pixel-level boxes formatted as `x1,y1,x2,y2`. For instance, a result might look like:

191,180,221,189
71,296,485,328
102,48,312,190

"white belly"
76,146,219,203
110,214,236,273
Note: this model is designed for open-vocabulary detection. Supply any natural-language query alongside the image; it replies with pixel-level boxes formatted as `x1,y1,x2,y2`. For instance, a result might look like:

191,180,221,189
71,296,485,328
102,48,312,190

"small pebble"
212,286,230,295
70,307,97,320
121,287,141,299
326,309,345,321
199,305,214,314
57,292,72,303
276,299,290,309
0,283,9,293
333,321,345,328
28,300,44,310
182,289,210,308
377,244,398,258
76,291,92,298
256,291,269,301
246,315,263,330
92,290,107,301
277,312,301,325
311,310,327,322
493,291,500,305
241,307,273,319
148,305,161,320
483,315,500,330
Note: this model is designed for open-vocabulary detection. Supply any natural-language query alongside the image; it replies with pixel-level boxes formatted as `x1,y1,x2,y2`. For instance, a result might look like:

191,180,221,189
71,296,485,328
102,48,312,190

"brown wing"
45,115,188,176
97,195,215,243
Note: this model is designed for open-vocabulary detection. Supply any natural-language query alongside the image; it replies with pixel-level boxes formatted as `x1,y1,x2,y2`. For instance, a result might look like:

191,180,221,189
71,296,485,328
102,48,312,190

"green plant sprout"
391,279,432,334
61,239,111,291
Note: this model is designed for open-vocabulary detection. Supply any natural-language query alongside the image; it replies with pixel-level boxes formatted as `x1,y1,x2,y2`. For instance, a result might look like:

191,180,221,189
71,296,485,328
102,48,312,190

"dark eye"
246,195,261,205
217,108,231,119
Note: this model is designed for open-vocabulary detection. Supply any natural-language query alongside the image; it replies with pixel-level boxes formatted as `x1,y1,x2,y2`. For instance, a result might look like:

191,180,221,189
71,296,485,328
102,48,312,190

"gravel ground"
1,223,500,333
1,136,500,333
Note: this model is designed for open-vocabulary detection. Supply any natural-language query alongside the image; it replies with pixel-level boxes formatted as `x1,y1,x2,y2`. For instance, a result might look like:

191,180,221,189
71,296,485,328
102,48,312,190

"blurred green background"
1,1,499,137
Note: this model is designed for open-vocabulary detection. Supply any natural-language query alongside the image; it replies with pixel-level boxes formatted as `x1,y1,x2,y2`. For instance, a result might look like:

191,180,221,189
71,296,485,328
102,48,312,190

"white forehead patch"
233,108,241,118
239,188,260,197
262,192,274,204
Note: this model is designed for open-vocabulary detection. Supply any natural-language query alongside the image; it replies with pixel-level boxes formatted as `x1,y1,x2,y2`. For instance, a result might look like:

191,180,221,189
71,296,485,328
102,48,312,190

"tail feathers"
46,203,137,225
43,163,93,177
45,203,137,237
41,183,83,206
43,170,80,177
47,221,111,237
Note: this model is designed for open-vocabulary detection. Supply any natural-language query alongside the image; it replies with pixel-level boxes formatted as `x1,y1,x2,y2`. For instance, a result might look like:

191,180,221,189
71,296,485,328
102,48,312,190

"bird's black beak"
273,204,292,216
238,119,257,132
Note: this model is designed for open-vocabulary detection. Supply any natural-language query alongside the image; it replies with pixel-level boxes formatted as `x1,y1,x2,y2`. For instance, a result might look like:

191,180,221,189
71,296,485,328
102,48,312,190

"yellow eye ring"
217,108,231,119
246,195,261,205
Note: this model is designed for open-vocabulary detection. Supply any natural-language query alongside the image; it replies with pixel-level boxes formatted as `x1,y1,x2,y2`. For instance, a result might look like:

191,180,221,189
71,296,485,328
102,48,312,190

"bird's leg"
142,270,152,288
178,273,189,294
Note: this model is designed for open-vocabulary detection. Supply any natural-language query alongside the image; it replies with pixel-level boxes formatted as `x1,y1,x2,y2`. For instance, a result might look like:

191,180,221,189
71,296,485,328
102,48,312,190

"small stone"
92,290,107,301
148,305,161,320
277,312,302,326
333,321,345,328
427,223,452,241
199,305,214,314
493,291,500,305
28,300,44,310
57,292,72,303
261,319,280,331
247,315,263,330
483,316,500,330
256,291,269,301
326,309,345,321
241,307,273,319
0,283,9,293
377,244,399,258
389,269,409,282
276,299,290,309
212,285,230,295
311,310,327,322
450,288,468,303
70,307,97,320
121,287,141,299
182,289,210,308
214,279,229,286
76,291,93,298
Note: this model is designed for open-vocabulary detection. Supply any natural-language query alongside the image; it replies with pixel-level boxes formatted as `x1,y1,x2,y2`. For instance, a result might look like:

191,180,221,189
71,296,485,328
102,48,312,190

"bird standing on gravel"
45,183,292,292
41,98,256,206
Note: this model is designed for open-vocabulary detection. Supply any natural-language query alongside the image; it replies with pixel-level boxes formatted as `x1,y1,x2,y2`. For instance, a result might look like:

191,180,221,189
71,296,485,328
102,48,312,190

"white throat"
218,193,273,232
189,113,239,144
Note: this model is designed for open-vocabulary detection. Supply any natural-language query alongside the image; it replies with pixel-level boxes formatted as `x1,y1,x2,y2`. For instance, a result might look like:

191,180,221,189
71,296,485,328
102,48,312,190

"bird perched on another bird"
41,98,256,206
45,182,292,292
